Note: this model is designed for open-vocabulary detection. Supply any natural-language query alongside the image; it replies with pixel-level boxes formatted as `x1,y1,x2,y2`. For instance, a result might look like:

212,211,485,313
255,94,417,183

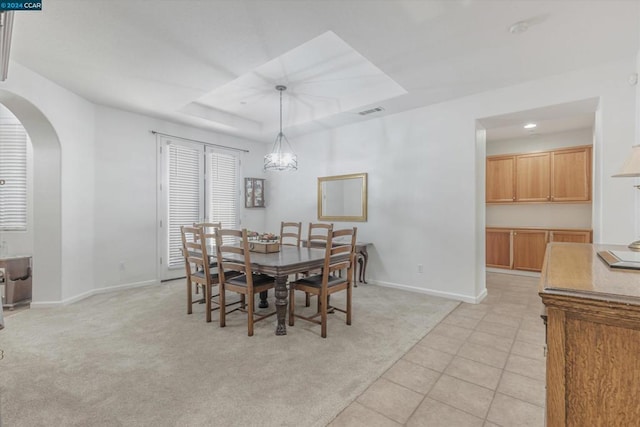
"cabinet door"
516,152,550,202
549,230,591,243
513,230,548,271
551,147,591,202
486,229,512,269
486,156,515,203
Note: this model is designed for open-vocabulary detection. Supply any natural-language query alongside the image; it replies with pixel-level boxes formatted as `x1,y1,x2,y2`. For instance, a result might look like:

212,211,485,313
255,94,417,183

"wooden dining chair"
289,226,357,338
180,225,220,323
280,221,302,247
191,222,222,291
302,222,333,306
215,228,277,336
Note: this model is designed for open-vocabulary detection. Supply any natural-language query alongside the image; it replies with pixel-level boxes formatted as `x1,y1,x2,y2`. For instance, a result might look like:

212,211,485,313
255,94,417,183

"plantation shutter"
167,142,203,268
206,148,239,231
0,123,28,231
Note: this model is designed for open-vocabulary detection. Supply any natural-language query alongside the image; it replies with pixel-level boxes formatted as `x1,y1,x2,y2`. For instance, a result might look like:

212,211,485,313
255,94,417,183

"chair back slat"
194,222,221,247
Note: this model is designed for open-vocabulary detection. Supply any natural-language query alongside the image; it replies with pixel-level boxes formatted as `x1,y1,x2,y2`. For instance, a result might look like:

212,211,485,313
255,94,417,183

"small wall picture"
245,178,265,208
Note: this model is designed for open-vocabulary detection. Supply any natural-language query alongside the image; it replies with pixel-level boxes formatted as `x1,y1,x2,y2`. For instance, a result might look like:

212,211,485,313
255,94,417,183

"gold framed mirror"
317,173,367,222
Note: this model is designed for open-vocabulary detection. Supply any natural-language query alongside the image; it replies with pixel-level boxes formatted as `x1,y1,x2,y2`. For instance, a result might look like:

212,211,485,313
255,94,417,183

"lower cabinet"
549,230,591,243
513,230,548,271
486,229,512,269
486,227,591,272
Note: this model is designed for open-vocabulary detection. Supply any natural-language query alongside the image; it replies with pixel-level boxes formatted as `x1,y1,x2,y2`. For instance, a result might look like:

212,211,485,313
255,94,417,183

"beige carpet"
0,280,459,426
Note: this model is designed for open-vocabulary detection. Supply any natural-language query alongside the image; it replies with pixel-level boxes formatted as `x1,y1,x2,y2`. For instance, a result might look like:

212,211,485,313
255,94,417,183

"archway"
0,90,62,303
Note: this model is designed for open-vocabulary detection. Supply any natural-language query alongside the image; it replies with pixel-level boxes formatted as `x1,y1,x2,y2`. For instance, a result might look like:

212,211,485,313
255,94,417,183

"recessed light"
524,123,537,129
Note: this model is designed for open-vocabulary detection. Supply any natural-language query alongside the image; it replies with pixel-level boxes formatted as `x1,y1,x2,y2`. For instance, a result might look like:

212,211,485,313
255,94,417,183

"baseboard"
30,279,160,307
486,267,540,278
370,279,486,304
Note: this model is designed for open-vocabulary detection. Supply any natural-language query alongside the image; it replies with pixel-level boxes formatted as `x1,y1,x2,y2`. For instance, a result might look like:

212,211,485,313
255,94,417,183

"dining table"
210,244,348,335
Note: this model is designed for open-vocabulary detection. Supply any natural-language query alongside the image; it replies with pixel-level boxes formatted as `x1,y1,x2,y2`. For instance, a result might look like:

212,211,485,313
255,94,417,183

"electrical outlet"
417,264,424,274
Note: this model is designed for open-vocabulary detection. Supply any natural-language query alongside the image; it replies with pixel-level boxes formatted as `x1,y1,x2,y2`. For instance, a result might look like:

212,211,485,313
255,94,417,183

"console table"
539,243,640,426
301,240,370,284
0,255,32,309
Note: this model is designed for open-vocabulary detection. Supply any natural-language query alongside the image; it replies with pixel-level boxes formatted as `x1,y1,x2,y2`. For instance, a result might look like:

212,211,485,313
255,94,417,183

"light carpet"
0,280,459,426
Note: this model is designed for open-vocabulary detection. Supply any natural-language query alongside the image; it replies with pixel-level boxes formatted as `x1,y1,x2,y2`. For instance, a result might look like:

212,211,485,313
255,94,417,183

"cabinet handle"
512,197,515,201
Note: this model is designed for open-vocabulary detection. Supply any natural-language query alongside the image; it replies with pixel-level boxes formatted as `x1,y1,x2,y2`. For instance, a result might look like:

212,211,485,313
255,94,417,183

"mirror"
318,173,367,222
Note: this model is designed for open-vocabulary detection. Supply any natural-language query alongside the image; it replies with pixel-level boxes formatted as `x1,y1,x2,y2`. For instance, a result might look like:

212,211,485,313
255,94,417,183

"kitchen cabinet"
549,230,591,243
486,227,592,272
486,156,515,202
486,145,591,204
512,229,548,271
486,229,512,269
551,146,591,202
516,152,550,202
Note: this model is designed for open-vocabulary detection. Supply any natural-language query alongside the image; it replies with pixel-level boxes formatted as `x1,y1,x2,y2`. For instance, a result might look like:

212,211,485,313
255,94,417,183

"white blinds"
207,149,239,230
165,142,239,270
168,143,202,268
0,123,28,231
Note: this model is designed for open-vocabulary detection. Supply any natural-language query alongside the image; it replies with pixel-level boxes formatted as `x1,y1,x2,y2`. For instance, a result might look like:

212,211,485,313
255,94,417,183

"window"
0,120,28,231
159,136,240,280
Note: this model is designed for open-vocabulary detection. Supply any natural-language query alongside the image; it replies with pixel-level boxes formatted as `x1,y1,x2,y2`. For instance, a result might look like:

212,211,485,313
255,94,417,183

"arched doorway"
0,90,62,302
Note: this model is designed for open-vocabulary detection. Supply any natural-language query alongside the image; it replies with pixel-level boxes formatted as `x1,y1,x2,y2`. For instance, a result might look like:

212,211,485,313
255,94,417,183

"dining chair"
280,221,302,247
289,226,357,338
215,228,277,336
180,225,220,323
191,222,222,291
302,222,333,307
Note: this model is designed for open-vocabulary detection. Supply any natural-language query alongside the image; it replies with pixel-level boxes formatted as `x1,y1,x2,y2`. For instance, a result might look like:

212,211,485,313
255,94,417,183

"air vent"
358,107,385,116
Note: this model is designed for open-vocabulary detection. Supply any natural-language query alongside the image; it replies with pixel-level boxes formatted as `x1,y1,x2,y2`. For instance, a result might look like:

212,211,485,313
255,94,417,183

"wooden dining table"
210,245,347,335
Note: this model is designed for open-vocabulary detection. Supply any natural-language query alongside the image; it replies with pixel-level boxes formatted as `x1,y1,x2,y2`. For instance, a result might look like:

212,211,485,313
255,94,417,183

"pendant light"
264,85,298,171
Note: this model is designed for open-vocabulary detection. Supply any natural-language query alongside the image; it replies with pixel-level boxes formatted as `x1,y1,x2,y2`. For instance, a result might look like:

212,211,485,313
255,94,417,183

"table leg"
274,275,288,335
258,290,269,308
360,248,369,284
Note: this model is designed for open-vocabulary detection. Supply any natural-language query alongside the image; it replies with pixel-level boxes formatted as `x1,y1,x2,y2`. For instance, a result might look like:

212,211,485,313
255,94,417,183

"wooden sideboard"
539,243,640,426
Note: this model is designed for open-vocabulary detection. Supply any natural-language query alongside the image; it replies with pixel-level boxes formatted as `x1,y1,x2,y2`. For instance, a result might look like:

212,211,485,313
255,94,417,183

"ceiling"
481,98,599,141
8,1,640,143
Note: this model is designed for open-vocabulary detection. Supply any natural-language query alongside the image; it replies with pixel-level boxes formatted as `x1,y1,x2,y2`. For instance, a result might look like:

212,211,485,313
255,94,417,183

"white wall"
486,128,593,229
266,58,637,303
0,103,33,256
0,62,95,303
93,106,268,290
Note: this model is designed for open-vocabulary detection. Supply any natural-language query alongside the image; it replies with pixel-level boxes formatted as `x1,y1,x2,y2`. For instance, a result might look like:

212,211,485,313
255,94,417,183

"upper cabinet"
486,156,515,202
486,145,591,204
551,147,591,202
516,152,551,202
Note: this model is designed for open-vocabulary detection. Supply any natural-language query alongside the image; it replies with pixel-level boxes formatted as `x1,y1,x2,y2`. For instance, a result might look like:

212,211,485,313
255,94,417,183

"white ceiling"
8,0,640,143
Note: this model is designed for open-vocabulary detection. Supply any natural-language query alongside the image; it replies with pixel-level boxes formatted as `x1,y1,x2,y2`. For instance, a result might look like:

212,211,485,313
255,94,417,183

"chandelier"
264,85,298,172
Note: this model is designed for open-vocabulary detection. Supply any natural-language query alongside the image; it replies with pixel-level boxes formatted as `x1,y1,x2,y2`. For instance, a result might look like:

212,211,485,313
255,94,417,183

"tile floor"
329,272,546,427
